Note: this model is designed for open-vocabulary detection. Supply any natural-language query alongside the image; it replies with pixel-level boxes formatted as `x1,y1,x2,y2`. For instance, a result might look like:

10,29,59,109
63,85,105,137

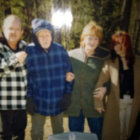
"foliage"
0,0,52,42
0,0,135,50
95,0,122,48
69,0,95,48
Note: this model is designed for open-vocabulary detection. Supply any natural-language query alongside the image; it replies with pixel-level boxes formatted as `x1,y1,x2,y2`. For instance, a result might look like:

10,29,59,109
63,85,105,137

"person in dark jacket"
65,21,109,140
25,18,74,140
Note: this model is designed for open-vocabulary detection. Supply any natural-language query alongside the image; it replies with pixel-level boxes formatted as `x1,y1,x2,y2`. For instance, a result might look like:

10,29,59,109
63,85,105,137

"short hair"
3,14,22,28
80,21,103,47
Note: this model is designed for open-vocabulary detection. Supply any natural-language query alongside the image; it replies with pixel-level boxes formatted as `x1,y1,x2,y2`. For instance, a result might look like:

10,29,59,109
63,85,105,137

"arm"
26,73,37,114
95,60,110,88
64,50,74,94
25,48,33,98
93,60,110,113
94,80,110,101
60,50,74,111
26,72,34,98
0,48,27,77
25,55,37,114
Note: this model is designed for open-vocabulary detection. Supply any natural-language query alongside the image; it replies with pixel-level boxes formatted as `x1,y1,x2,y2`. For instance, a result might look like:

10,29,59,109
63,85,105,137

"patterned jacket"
26,40,74,116
0,38,27,110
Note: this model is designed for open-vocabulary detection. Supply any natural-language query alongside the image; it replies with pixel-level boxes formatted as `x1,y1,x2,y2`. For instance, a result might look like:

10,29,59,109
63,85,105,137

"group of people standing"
0,14,139,140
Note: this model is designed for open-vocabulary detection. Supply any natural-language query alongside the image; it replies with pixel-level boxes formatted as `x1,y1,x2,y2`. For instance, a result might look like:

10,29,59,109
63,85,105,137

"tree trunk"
120,0,132,31
5,8,11,16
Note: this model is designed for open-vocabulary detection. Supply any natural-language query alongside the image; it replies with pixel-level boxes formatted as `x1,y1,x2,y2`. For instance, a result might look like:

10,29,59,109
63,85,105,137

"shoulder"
103,58,118,68
27,42,36,48
94,46,110,60
19,40,27,50
68,48,81,56
0,42,4,49
0,36,6,48
20,40,27,46
26,43,36,53
52,42,65,50
0,38,7,49
51,42,67,54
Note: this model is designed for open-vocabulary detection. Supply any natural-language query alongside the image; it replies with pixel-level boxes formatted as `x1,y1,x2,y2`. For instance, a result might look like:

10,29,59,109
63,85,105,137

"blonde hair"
80,21,103,47
3,14,22,28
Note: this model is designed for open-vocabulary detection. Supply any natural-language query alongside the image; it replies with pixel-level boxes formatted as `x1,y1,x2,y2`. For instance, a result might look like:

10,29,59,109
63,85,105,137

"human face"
3,20,23,45
84,35,99,56
37,30,52,50
114,44,125,57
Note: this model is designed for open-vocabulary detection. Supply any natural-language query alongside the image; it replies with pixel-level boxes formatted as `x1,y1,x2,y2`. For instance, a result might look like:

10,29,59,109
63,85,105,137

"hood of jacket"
31,18,55,50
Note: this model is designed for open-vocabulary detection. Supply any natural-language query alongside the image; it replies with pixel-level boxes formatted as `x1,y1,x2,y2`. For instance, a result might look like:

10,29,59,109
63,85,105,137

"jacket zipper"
79,56,87,109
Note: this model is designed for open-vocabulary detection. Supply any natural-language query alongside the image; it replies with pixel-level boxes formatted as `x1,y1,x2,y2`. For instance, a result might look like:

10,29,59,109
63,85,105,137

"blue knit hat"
31,18,54,39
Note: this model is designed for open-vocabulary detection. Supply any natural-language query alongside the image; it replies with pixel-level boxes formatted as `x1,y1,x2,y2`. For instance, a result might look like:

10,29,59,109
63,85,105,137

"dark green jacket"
65,47,109,117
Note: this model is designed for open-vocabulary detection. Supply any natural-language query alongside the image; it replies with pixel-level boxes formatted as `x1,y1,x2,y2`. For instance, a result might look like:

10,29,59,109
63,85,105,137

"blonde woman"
65,21,109,140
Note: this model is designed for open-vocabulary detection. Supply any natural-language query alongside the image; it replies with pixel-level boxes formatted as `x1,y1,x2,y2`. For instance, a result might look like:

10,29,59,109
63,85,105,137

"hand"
94,96,105,114
95,107,105,114
66,72,75,82
26,97,37,115
15,51,27,64
93,87,107,101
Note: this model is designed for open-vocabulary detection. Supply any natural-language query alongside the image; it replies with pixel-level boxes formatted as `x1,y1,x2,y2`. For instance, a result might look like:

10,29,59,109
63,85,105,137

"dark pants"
69,110,103,140
0,110,27,140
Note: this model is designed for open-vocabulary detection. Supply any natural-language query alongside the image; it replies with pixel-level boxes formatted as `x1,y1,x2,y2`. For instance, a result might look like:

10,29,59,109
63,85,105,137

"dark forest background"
0,0,140,52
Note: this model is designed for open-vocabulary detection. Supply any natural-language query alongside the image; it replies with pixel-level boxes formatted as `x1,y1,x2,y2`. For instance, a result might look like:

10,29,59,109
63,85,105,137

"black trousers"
0,110,27,140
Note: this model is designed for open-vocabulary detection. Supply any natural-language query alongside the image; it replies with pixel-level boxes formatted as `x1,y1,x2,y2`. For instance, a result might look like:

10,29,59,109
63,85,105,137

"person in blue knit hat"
25,18,74,140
